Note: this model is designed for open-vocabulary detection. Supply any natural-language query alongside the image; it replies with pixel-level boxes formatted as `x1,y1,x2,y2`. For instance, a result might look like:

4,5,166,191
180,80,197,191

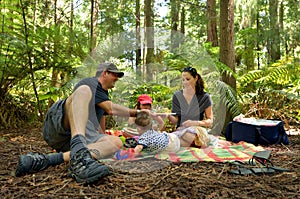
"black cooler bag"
225,120,289,145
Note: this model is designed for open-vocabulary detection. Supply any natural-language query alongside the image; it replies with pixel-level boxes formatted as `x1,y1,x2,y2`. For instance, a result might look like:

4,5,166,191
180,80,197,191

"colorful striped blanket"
101,137,265,163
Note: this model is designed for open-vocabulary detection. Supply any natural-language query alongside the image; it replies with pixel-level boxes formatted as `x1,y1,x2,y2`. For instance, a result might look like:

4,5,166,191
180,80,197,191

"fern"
238,57,299,122
212,80,242,117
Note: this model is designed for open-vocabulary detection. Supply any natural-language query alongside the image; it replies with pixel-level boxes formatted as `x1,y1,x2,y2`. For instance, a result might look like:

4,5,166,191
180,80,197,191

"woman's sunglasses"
182,66,197,76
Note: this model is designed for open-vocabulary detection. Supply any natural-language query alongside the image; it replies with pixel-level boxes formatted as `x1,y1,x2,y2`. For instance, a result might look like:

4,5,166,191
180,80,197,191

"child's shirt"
138,129,169,153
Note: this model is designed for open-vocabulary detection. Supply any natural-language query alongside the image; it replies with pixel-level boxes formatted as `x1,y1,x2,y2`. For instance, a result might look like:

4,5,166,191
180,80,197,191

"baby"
134,111,180,153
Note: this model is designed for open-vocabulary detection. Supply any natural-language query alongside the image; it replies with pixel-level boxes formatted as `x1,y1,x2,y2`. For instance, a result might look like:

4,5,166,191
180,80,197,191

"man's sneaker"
15,152,49,177
68,149,110,184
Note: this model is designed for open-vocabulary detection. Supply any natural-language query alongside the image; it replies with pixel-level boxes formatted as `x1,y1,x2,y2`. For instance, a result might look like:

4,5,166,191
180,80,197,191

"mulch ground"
0,125,299,199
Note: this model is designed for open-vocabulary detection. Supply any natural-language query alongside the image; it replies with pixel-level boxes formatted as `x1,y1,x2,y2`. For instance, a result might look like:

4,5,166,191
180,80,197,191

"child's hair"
135,111,151,128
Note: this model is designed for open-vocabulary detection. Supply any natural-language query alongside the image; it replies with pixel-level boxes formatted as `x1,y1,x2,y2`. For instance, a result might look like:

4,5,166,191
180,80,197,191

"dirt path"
0,126,299,198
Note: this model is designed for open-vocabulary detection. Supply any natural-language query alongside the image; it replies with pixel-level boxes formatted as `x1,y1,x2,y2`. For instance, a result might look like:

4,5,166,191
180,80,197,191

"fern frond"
210,80,242,117
239,69,264,86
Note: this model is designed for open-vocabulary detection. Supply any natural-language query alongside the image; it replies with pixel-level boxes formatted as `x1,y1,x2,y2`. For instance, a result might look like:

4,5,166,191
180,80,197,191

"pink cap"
138,94,152,105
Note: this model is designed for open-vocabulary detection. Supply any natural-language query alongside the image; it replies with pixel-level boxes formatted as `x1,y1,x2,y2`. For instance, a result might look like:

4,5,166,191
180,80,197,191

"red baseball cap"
138,94,152,105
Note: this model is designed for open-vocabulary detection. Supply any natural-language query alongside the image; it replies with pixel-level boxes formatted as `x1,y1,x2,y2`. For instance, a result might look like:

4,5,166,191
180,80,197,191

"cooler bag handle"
255,127,270,145
256,124,284,145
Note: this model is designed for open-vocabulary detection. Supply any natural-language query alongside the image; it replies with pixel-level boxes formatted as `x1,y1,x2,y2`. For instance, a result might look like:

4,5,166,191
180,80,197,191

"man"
15,62,140,184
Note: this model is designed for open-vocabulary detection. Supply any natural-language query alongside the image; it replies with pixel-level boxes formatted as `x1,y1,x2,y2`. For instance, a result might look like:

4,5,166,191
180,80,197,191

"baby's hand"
134,145,143,153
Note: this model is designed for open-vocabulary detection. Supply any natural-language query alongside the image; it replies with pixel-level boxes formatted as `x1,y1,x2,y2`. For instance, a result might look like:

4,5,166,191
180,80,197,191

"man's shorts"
42,99,106,152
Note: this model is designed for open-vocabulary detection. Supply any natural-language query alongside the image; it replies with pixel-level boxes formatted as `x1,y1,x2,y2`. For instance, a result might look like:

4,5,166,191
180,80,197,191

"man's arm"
99,116,106,133
98,100,137,117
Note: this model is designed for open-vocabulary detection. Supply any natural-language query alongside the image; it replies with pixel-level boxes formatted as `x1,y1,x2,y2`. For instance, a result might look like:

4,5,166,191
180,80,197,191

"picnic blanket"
100,137,265,163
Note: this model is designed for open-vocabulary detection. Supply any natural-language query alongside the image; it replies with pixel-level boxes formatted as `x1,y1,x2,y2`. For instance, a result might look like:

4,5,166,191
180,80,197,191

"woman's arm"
201,105,213,127
167,114,178,125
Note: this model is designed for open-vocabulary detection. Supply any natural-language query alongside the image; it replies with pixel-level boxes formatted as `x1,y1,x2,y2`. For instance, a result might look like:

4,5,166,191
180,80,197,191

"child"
128,94,165,131
134,111,180,153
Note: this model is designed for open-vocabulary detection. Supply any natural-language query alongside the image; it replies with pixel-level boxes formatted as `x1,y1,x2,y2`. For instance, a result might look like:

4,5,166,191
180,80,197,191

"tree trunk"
269,0,280,62
170,0,179,51
135,0,142,77
144,0,154,82
220,0,235,89
219,0,236,130
68,0,74,57
90,0,99,52
70,0,74,30
206,0,218,46
20,0,43,118
49,0,59,107
256,12,261,69
180,6,185,35
279,1,287,56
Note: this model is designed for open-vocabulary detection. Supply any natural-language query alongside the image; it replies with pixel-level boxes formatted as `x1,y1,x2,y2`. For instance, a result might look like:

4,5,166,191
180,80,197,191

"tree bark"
256,12,261,69
135,0,142,77
20,0,43,118
269,0,280,62
180,6,185,35
220,0,236,89
90,0,99,52
219,0,236,129
170,0,179,51
206,0,218,46
144,0,154,82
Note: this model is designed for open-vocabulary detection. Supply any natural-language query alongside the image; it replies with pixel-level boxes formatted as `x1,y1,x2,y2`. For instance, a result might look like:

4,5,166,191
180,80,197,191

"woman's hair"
182,66,205,94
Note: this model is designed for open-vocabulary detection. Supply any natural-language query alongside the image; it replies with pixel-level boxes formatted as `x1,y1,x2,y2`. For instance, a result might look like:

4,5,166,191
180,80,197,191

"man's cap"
138,94,152,105
96,62,124,78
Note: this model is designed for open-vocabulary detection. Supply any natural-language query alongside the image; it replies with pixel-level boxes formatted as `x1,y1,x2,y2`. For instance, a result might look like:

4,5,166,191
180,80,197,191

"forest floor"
0,124,299,199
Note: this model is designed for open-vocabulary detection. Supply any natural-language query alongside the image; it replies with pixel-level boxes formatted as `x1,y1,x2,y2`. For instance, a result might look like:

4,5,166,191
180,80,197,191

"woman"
128,94,165,131
167,66,213,146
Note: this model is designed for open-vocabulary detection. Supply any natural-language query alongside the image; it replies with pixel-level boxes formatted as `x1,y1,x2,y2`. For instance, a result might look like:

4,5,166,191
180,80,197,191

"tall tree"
206,0,218,46
136,0,142,77
180,6,185,35
220,0,236,127
268,0,280,62
68,0,74,56
170,0,180,51
20,0,43,118
220,0,236,89
90,0,99,52
144,0,154,81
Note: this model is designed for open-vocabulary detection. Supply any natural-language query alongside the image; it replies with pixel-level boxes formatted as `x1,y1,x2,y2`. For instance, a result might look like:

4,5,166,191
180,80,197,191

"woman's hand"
167,114,178,125
181,120,199,127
